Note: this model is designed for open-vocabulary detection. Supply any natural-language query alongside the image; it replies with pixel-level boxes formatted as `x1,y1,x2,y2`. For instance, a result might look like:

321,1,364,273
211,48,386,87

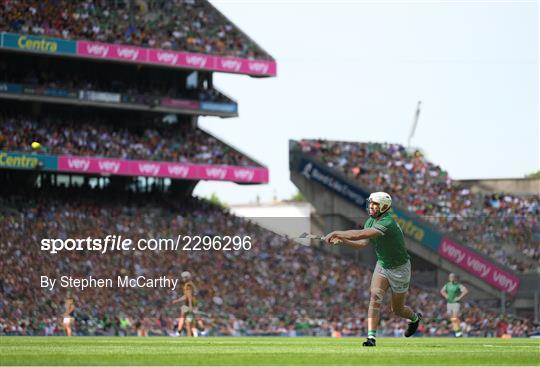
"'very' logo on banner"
205,167,227,180
116,46,140,60
67,158,90,171
98,160,120,173
439,238,520,295
493,271,518,293
138,163,160,176
185,55,208,68
86,44,109,57
167,165,190,177
220,59,242,72
156,51,178,64
248,61,269,74
233,169,255,182
440,241,466,263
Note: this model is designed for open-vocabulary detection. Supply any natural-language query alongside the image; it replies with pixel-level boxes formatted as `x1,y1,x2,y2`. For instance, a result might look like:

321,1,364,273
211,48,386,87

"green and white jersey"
364,211,410,269
445,282,465,303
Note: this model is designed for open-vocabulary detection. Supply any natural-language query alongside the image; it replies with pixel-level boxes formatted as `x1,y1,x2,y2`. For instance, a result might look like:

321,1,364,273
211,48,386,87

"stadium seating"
0,0,273,60
297,140,540,274
0,112,258,167
0,187,535,337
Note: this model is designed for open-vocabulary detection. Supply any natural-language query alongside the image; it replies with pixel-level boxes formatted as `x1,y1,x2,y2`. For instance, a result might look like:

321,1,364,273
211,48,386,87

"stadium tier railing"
0,81,238,117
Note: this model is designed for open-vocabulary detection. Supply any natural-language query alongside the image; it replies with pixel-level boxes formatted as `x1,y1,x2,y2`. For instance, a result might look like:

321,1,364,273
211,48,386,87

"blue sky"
195,0,539,204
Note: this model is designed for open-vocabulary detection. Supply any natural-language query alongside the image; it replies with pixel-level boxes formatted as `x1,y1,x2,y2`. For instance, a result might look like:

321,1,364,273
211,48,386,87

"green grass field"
0,337,538,366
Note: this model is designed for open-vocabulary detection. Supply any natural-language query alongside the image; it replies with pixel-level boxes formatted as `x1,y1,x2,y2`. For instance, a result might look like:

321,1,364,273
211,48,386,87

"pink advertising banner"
214,56,277,76
77,40,276,77
77,41,147,62
57,156,268,183
439,238,520,295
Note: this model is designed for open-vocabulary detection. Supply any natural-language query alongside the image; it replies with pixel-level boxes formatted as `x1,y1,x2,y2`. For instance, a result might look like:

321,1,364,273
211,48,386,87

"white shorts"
374,260,411,293
63,317,73,326
180,306,197,322
447,303,461,316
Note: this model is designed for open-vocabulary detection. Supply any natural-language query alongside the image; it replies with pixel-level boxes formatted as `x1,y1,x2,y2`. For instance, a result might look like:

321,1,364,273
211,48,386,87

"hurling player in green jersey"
440,273,468,337
324,192,421,347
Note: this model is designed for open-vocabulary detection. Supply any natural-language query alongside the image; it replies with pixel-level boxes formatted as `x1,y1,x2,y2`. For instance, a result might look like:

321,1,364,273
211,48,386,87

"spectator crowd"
0,112,258,167
0,0,273,60
0,186,536,337
297,140,540,273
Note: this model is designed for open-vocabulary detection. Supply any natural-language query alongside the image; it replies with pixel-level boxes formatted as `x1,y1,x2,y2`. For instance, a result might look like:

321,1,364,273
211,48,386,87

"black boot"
404,312,422,337
362,337,376,347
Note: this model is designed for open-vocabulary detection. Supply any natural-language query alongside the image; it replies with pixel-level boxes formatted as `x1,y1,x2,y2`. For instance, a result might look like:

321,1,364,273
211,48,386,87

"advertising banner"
160,98,200,110
57,156,269,183
200,101,238,113
0,83,23,93
297,158,367,207
439,238,520,295
79,90,121,103
21,85,76,99
0,151,57,170
391,206,442,252
77,41,147,62
3,32,76,54
1,33,276,76
214,56,276,76
181,52,213,70
43,87,77,99
147,49,183,66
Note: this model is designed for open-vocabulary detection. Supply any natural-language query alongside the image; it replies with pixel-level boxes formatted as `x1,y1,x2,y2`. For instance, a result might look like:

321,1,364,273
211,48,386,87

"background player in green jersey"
324,192,421,347
440,273,469,337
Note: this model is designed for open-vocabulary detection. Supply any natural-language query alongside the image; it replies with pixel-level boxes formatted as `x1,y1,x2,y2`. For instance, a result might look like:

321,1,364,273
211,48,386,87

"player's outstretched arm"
171,295,186,305
336,238,370,249
324,228,381,242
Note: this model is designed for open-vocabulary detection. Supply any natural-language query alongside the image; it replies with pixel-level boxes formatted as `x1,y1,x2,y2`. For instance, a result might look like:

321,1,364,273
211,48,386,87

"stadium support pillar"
500,292,506,315
535,291,539,322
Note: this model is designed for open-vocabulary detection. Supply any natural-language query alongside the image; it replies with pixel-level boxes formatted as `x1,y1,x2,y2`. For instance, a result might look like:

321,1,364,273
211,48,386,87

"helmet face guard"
367,198,382,217
366,198,376,216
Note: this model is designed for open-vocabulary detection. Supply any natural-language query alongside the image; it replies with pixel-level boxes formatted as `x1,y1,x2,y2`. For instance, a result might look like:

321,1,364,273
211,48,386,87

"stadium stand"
0,0,273,60
296,139,540,274
0,55,234,104
0,107,258,167
0,185,536,337
2,0,536,343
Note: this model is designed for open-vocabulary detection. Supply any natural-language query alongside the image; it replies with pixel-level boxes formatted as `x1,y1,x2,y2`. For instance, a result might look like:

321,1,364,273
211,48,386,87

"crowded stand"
0,186,536,337
296,140,540,273
0,57,233,104
0,0,273,60
0,109,258,167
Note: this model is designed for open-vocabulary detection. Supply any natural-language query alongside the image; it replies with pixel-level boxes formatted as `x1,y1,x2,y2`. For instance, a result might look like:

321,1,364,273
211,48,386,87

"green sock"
368,330,377,338
410,314,419,323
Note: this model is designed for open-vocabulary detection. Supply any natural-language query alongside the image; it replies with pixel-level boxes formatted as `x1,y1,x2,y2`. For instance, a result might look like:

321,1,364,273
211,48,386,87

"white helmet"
367,192,392,216
181,271,191,281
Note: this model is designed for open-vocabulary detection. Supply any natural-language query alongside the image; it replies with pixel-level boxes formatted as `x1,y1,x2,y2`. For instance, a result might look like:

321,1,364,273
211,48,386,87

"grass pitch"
0,337,539,366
